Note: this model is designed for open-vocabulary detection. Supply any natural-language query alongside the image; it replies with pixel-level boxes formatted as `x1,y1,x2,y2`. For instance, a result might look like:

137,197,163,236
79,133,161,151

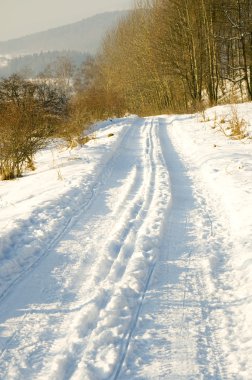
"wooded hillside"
78,0,252,116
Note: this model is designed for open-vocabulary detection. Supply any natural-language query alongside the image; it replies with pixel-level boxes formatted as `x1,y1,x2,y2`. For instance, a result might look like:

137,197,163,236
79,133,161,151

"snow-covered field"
0,103,251,379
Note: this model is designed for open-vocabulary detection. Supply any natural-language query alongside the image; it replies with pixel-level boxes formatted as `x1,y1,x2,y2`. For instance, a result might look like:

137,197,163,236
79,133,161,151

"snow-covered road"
0,111,251,379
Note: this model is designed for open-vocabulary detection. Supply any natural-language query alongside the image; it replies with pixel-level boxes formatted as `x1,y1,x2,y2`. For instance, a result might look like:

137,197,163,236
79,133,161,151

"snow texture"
0,104,251,379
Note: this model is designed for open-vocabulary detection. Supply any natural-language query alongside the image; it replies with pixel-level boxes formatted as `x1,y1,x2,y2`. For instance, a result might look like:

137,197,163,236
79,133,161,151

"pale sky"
0,0,133,41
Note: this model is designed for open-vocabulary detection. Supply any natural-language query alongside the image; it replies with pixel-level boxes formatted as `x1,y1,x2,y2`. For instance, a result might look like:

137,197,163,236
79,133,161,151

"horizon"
0,0,132,42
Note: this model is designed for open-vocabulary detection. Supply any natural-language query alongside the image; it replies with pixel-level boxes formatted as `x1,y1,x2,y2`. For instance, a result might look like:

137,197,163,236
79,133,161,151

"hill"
0,11,128,56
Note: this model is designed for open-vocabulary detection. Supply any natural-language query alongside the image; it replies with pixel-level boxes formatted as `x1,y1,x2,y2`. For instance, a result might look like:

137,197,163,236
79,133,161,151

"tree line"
0,51,88,79
76,0,252,116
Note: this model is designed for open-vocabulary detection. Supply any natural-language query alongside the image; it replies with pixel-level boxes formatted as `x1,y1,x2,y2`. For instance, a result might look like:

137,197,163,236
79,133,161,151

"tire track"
118,117,228,379
39,117,171,380
80,118,169,380
44,119,157,379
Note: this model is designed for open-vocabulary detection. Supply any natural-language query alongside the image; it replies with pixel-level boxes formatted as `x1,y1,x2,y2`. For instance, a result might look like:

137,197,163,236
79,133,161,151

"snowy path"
0,115,251,379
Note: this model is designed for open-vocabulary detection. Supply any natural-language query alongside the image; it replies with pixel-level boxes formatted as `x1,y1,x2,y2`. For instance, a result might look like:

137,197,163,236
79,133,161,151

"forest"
82,0,252,115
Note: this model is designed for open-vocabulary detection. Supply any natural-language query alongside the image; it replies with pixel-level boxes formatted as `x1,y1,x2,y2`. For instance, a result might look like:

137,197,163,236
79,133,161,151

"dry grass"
214,106,248,140
228,107,248,140
78,134,96,146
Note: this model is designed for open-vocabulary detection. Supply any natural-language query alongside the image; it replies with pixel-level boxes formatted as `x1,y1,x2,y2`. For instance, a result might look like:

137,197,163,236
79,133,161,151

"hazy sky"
0,0,132,41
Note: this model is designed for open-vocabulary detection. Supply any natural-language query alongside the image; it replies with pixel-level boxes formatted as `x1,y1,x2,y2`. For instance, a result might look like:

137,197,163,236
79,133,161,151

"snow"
0,55,10,68
0,103,251,379
0,117,133,300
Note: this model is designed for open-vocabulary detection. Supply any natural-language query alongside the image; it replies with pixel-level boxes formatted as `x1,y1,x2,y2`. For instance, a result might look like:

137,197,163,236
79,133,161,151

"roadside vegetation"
83,0,252,116
0,73,91,180
1,0,252,180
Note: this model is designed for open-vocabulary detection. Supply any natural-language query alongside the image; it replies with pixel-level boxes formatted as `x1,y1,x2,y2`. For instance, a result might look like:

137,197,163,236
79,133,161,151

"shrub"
0,75,69,180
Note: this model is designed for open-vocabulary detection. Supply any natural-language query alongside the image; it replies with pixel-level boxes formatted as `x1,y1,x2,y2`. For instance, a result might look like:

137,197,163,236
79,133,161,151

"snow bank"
168,103,252,264
167,102,252,377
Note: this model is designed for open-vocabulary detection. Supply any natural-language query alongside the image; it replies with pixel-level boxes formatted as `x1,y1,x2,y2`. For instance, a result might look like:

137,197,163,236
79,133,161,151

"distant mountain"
0,11,128,57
